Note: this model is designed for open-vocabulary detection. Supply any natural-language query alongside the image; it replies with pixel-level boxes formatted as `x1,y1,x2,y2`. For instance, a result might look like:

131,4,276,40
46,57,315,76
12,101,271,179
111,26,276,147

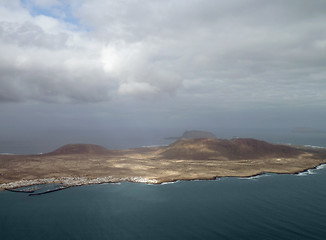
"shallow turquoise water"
1,166,326,240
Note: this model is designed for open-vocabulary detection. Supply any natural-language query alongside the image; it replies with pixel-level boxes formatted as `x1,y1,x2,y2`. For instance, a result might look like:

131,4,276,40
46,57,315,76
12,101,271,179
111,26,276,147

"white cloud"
119,82,158,96
101,40,182,98
0,1,113,102
0,0,326,109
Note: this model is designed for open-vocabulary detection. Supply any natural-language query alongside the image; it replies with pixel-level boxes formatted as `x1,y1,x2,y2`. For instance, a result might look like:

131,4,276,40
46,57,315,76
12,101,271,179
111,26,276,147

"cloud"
0,21,68,48
101,41,182,98
0,0,326,108
0,2,114,103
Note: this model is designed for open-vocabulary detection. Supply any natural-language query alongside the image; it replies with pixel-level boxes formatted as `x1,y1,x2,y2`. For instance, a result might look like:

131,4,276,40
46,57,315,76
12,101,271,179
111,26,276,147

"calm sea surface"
1,168,326,240
1,131,326,240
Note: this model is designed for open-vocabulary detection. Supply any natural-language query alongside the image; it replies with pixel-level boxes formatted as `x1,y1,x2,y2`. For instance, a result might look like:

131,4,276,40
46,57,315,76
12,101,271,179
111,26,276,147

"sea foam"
297,164,326,176
316,164,326,170
297,169,316,176
238,173,272,180
160,181,176,185
304,145,326,149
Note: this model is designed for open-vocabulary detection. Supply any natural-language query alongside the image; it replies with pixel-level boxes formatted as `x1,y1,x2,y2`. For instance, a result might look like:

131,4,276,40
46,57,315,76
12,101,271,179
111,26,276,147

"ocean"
1,130,326,239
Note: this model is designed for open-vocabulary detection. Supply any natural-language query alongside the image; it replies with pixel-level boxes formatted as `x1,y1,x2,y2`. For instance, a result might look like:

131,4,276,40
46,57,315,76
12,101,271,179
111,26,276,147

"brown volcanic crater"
46,144,111,155
160,138,303,160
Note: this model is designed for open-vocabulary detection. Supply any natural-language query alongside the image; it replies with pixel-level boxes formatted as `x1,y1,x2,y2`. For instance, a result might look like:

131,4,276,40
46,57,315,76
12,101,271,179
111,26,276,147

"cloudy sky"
1,0,326,150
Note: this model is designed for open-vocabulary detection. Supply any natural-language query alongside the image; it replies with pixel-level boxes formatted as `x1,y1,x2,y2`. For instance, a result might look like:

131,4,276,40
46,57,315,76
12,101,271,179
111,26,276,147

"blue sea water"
1,130,326,239
1,168,326,240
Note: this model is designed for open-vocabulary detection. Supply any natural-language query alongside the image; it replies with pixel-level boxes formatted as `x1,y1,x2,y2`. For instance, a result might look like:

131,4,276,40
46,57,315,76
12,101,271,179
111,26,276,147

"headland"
1,138,326,190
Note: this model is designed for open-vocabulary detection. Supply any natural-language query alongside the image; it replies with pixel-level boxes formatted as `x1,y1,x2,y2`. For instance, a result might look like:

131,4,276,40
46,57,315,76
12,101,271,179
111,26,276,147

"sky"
1,0,326,150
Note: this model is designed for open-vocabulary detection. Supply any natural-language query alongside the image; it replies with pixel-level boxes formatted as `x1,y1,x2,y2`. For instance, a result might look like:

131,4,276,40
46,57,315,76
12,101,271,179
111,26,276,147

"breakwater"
28,186,70,196
5,188,35,193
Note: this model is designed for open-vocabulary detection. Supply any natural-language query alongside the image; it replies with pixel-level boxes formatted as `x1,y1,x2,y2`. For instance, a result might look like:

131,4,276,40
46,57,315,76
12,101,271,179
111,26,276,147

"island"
165,130,216,140
292,127,325,133
1,138,326,190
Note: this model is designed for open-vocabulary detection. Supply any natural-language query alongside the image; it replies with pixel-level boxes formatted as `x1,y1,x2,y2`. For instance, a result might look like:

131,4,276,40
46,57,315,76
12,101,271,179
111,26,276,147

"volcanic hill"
165,130,216,140
181,130,216,139
46,144,111,155
160,138,303,160
1,137,326,189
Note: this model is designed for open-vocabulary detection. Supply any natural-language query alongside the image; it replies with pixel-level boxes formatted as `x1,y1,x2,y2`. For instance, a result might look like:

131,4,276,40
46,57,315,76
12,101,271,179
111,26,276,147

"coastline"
2,163,326,191
1,139,326,192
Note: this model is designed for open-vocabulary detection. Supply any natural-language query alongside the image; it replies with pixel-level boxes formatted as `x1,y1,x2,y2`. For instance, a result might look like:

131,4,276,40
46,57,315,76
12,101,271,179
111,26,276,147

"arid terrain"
1,138,326,189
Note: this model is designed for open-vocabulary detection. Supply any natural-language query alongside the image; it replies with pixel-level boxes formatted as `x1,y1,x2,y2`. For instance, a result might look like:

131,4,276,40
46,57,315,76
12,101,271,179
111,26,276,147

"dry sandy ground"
1,139,326,189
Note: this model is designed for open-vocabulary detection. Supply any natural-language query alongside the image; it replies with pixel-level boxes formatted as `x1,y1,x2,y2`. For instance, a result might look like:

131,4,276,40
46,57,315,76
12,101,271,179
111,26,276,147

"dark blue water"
1,167,326,240
1,131,326,239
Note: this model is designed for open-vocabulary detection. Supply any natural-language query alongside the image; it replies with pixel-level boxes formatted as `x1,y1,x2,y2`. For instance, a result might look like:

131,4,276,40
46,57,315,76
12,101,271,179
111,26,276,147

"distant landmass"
292,127,324,133
165,130,216,140
1,138,326,190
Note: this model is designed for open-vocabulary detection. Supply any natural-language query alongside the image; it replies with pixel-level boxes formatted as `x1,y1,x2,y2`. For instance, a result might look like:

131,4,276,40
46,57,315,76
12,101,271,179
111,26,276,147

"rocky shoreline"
2,163,326,192
0,176,159,191
1,139,326,192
